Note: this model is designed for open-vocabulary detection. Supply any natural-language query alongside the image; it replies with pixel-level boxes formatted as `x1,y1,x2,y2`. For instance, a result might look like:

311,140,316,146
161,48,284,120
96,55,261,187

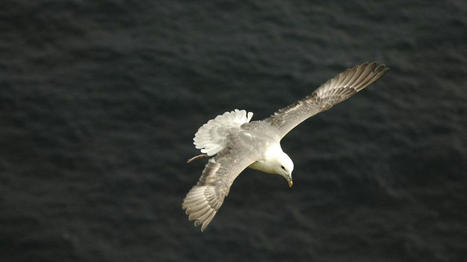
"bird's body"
235,120,293,178
183,62,389,231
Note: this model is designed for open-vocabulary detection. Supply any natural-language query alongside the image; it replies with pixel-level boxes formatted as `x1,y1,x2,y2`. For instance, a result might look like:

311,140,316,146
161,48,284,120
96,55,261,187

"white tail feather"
193,109,253,156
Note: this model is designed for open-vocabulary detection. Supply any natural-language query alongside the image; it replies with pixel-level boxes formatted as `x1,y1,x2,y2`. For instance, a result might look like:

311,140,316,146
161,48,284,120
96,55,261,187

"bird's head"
276,151,294,188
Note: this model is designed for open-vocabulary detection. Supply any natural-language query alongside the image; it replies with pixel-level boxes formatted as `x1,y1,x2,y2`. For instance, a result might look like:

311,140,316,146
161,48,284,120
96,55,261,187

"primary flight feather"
182,62,389,231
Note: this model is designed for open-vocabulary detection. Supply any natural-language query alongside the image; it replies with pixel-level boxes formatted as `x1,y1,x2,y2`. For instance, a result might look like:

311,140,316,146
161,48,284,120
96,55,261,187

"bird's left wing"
265,62,389,138
182,135,260,231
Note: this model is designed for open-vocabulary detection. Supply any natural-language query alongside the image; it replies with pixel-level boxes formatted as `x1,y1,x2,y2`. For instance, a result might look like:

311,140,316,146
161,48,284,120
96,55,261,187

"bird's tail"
193,109,253,156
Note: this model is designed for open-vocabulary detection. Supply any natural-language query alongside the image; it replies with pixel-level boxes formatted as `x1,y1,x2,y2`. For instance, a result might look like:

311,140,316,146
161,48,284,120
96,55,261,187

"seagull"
182,62,389,231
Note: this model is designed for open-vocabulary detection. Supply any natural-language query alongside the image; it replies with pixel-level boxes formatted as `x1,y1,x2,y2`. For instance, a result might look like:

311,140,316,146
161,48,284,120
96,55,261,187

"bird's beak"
285,175,293,188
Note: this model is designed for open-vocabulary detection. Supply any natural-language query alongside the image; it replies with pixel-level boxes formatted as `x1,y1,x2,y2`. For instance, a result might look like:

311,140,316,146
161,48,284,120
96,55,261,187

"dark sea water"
1,1,467,261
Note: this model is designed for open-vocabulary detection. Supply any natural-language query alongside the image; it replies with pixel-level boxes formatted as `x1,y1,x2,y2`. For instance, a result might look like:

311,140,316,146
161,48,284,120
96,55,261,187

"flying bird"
182,62,389,231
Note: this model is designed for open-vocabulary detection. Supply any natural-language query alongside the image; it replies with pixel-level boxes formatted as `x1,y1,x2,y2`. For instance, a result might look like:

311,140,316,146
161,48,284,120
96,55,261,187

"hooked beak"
285,175,293,188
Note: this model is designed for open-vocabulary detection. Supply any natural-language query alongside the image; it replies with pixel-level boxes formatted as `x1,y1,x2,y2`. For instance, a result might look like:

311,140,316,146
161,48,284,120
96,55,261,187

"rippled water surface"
1,1,466,261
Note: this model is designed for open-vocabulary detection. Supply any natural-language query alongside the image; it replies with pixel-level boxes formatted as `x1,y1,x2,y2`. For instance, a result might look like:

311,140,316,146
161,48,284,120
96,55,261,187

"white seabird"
182,62,389,231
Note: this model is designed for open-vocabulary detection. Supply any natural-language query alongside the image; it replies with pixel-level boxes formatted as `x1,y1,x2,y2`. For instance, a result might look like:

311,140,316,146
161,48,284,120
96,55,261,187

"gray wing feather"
182,135,259,231
265,62,389,138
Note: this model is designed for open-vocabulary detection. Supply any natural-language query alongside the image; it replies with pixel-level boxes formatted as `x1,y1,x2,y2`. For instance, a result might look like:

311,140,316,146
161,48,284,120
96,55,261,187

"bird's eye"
281,165,285,170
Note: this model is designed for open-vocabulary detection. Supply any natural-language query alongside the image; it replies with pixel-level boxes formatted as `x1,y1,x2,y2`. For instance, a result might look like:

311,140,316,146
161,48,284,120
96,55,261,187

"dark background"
1,1,466,261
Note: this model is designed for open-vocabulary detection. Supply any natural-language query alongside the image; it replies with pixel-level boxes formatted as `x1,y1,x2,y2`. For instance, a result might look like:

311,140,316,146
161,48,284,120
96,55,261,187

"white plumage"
183,62,389,231
193,109,253,156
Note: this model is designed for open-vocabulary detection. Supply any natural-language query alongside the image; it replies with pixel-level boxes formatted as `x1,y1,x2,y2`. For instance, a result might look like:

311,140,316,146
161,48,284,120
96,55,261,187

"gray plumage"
183,62,389,231
266,62,389,137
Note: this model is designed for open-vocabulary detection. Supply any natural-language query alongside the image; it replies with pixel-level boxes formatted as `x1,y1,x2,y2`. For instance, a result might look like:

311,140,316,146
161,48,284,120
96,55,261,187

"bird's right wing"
265,62,389,138
182,134,259,231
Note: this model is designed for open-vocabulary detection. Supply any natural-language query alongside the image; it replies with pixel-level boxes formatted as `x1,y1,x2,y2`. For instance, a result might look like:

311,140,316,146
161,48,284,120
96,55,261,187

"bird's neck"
248,144,283,174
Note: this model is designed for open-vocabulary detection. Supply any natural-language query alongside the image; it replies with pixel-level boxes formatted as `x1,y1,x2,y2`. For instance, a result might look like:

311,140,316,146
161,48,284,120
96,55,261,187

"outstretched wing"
182,134,259,231
265,62,389,138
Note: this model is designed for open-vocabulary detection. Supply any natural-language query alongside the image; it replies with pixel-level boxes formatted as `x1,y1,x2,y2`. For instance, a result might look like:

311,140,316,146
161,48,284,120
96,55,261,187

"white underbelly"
248,160,275,174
